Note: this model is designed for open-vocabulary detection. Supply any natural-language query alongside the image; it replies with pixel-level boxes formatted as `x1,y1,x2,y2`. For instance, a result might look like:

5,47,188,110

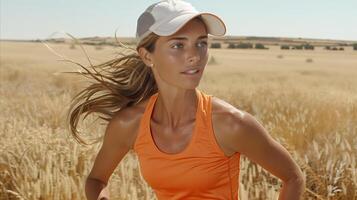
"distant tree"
352,43,357,51
339,47,344,51
210,43,222,49
281,45,290,50
97,41,106,46
332,47,338,51
294,45,303,50
227,43,236,49
236,42,253,49
325,46,331,50
303,43,314,50
255,43,268,49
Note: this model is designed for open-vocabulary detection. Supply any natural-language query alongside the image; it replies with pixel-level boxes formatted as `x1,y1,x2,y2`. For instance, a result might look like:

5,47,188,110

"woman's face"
148,18,209,90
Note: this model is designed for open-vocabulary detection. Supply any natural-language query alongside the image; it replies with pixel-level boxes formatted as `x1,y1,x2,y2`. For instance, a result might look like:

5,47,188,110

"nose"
187,47,200,64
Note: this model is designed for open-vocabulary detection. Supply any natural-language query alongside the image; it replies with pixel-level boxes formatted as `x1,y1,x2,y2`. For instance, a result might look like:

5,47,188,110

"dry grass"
0,41,356,199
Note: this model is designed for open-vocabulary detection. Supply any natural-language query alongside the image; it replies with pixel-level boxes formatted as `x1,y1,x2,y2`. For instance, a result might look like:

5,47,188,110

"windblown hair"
66,32,160,145
66,16,206,145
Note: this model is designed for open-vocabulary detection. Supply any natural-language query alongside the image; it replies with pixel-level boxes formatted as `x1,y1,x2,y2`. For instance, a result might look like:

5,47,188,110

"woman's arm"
224,110,305,200
85,111,138,200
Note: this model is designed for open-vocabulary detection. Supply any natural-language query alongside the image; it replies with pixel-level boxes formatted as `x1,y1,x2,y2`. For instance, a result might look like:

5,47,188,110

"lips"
181,68,200,74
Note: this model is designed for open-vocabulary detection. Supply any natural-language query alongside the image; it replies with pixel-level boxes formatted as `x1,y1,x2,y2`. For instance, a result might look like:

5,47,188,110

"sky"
1,0,357,41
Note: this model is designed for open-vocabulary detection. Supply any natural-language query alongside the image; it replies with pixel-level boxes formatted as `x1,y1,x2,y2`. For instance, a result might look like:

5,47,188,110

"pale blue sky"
1,0,356,41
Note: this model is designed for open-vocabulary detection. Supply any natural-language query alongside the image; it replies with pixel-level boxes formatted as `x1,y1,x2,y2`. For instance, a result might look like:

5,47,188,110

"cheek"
167,50,186,61
157,51,185,71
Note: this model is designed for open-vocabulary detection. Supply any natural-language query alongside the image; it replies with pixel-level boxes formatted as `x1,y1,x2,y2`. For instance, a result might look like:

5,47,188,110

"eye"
198,41,208,48
171,41,208,49
172,43,183,49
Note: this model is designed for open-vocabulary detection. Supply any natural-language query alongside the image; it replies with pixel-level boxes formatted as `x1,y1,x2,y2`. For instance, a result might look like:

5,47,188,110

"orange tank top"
133,89,241,200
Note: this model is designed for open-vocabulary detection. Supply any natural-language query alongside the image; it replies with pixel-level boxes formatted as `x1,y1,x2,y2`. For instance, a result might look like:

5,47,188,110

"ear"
138,47,154,68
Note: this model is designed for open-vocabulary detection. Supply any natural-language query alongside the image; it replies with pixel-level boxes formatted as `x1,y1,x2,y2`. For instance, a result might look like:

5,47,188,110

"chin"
181,82,200,90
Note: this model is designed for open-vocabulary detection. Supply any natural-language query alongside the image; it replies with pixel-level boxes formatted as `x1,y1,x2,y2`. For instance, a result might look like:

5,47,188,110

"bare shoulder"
211,96,264,155
106,98,150,149
211,95,278,156
211,96,245,120
210,96,246,156
211,96,247,132
211,96,305,185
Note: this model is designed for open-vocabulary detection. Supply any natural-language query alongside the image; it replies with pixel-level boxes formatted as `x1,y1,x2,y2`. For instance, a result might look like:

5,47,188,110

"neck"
152,88,199,129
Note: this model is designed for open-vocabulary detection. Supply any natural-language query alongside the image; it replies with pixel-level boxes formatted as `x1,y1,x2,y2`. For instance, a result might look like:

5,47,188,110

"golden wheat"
0,41,356,200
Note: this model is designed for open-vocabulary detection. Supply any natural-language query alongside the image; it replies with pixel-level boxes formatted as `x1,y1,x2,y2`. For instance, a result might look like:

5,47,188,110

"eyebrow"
167,35,208,41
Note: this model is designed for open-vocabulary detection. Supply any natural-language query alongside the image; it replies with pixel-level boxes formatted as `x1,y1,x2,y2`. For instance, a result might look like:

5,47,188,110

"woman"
68,0,305,199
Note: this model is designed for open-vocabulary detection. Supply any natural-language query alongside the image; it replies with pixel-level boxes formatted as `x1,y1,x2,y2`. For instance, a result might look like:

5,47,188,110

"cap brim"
200,12,227,36
151,12,226,37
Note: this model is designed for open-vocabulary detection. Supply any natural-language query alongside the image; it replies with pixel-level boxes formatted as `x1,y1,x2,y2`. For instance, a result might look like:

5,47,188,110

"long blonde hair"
67,16,205,145
66,32,160,145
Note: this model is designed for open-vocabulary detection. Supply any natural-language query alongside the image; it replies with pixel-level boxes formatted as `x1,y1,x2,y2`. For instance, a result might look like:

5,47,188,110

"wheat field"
0,41,356,200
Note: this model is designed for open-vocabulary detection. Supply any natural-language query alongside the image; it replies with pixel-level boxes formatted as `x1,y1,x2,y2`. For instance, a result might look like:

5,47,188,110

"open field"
1,40,356,199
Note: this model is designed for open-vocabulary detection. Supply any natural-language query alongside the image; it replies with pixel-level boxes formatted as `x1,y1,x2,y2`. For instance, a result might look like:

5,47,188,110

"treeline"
210,42,269,49
210,42,357,51
280,44,314,50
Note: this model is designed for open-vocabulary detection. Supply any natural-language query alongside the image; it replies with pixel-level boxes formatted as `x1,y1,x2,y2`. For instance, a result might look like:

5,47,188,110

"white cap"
136,0,226,45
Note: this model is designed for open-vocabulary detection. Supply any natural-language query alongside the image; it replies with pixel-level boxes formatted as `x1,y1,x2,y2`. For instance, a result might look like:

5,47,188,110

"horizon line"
1,35,357,43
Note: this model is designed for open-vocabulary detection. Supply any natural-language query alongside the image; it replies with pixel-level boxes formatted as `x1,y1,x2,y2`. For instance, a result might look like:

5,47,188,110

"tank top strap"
134,92,158,152
195,89,211,128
